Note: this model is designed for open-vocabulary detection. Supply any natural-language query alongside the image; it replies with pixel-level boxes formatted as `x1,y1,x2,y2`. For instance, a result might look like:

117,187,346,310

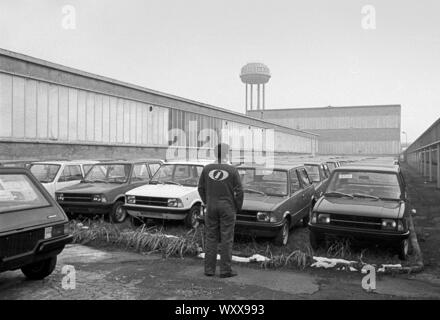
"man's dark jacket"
198,162,244,212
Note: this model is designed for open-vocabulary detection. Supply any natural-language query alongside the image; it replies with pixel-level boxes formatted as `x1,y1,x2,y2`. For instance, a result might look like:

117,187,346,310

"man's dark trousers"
204,201,236,275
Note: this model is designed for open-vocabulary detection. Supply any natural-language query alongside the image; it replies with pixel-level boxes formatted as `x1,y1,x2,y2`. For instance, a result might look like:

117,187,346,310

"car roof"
164,160,213,166
237,163,304,170
333,165,400,173
30,160,98,165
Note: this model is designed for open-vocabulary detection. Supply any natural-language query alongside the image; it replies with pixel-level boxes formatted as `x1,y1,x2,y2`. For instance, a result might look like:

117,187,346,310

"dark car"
309,165,412,259
230,164,316,246
0,167,72,279
304,161,330,199
55,160,162,223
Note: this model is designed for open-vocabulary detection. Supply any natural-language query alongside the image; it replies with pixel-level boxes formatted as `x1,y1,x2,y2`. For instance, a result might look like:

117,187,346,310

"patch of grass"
70,219,202,258
326,238,352,259
261,246,314,270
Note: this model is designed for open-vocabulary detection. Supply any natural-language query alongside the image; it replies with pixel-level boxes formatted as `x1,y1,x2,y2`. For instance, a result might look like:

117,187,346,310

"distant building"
247,105,401,155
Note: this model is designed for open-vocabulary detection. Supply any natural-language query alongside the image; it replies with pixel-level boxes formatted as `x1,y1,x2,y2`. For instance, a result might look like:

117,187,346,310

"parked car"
326,160,340,172
0,167,72,279
29,160,99,198
309,165,412,259
125,160,211,228
304,161,330,199
215,164,316,246
55,160,162,223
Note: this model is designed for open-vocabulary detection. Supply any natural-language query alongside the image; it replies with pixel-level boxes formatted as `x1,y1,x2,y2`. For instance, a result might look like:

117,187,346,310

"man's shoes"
204,272,215,277
220,271,237,278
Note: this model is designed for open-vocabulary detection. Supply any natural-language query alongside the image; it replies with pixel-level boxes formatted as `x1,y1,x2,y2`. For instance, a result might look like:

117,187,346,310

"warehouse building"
247,105,401,155
0,49,318,162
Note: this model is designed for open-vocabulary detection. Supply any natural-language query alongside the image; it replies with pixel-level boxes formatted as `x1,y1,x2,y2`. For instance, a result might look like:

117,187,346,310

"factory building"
0,49,318,162
247,105,401,155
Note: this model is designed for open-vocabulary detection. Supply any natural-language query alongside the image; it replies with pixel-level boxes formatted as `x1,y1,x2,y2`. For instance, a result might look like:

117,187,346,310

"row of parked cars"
0,154,410,280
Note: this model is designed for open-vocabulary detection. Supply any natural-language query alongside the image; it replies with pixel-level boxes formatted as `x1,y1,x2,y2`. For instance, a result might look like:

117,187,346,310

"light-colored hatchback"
29,160,98,198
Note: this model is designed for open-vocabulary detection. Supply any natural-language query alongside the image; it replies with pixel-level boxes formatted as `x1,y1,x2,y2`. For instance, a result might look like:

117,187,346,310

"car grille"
62,193,93,202
134,196,169,207
329,213,382,230
0,229,44,258
237,210,257,222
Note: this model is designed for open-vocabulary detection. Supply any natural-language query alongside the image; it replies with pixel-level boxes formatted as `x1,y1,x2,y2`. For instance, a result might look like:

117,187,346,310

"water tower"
240,62,271,113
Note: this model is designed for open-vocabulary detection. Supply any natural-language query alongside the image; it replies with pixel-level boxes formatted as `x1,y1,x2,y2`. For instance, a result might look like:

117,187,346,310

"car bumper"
309,223,410,242
58,202,113,215
197,216,284,238
125,205,189,220
0,234,73,273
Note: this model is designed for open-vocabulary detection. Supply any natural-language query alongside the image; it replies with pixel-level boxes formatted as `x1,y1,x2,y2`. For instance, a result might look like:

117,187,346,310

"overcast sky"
1,0,439,142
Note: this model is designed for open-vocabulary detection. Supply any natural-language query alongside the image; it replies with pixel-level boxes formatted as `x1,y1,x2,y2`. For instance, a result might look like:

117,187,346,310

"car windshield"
305,165,320,183
326,170,402,200
0,174,50,213
239,168,288,196
29,164,61,183
150,164,203,187
84,164,131,183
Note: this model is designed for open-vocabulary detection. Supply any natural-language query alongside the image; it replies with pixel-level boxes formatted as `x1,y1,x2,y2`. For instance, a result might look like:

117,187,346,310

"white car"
29,160,98,198
124,160,212,228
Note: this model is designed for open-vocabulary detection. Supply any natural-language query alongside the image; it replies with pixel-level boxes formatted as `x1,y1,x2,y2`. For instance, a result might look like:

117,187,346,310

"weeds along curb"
71,221,202,258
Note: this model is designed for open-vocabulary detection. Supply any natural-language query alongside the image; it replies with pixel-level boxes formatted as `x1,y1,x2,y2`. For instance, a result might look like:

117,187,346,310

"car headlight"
56,193,64,201
64,223,71,235
317,213,331,224
168,198,183,208
126,195,136,204
381,219,397,230
92,194,107,203
257,211,276,222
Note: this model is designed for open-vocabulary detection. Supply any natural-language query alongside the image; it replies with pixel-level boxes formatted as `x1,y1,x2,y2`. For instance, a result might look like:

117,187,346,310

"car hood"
57,182,124,194
242,193,286,212
316,197,403,219
127,184,196,198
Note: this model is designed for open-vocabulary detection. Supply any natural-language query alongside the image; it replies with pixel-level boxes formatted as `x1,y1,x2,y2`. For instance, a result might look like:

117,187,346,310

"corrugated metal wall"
0,72,318,155
266,115,399,130
248,106,400,155
0,73,169,146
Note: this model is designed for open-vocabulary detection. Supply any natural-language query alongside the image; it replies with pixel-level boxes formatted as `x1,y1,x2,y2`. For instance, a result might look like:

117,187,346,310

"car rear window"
30,164,61,183
327,171,401,199
0,174,50,213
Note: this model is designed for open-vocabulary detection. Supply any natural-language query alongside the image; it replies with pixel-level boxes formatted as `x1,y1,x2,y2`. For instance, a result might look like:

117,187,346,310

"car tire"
184,205,201,229
274,219,290,246
21,256,57,280
309,230,324,251
397,238,409,260
110,201,127,223
302,205,313,227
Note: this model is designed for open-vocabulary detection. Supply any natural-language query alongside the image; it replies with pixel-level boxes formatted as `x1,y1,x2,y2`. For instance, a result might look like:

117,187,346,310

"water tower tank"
240,63,271,112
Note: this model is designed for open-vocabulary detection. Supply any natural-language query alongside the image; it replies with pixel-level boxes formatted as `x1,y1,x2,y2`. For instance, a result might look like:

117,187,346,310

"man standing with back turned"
198,143,243,278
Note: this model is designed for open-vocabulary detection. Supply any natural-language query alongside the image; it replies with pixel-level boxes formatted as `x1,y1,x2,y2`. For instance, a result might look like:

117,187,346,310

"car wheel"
397,238,409,260
184,205,200,229
274,219,290,246
302,205,313,227
309,230,324,251
21,256,57,280
110,201,127,223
